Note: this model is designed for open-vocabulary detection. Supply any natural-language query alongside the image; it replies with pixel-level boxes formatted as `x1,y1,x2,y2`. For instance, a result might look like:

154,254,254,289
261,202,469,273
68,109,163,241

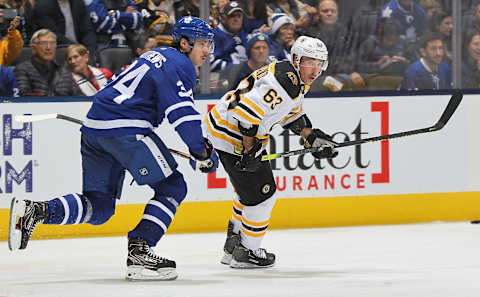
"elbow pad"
283,114,312,135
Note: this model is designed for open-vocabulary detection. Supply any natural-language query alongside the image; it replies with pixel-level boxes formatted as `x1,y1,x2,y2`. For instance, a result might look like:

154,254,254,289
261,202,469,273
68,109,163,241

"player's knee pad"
152,171,187,206
238,181,276,206
83,191,116,225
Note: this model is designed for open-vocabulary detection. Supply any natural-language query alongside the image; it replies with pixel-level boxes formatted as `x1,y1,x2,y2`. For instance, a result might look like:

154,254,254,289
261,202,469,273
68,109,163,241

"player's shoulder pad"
273,60,302,100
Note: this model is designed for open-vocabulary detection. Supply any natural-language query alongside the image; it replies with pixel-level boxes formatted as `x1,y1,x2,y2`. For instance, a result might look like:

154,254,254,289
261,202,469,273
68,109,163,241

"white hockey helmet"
290,36,328,72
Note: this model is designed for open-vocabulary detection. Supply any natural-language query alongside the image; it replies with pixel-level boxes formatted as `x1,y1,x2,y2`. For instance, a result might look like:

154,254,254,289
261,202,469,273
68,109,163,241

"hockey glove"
189,138,219,173
235,140,264,172
304,128,338,159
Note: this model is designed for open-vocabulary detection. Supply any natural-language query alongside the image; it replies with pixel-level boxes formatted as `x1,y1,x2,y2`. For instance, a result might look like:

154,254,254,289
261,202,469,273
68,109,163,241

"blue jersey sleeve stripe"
164,101,196,116
84,118,154,130
171,114,202,128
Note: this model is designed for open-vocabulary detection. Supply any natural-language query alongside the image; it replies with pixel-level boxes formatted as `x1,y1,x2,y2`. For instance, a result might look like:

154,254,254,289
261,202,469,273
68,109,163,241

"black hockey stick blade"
262,93,463,161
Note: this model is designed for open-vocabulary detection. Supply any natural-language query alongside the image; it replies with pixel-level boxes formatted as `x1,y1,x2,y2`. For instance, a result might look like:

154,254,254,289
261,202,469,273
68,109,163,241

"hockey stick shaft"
262,92,463,161
14,113,191,159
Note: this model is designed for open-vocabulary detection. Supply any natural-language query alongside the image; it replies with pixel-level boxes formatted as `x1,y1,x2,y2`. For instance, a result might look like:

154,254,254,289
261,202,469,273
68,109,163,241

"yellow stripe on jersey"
233,107,261,125
212,107,240,133
241,227,267,238
205,114,242,147
242,217,269,228
241,96,265,118
291,105,302,113
282,111,302,123
269,61,276,76
233,200,244,210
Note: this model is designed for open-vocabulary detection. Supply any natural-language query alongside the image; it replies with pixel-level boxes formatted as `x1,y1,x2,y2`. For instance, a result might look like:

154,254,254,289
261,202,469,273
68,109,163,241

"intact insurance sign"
0,94,468,207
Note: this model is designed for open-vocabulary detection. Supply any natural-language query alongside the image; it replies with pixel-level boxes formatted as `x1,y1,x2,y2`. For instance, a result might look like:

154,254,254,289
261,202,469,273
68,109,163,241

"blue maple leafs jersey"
81,47,206,156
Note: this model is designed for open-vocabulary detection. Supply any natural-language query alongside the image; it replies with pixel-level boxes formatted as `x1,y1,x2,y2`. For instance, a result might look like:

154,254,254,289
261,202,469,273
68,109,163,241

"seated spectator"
13,29,73,96
136,0,175,35
173,0,220,28
63,44,113,96
243,0,268,33
211,1,248,72
33,0,97,55
377,0,427,43
418,0,442,23
357,17,410,76
401,31,451,90
268,13,296,61
461,30,480,89
0,65,19,96
219,32,270,90
306,0,363,91
84,0,142,50
429,10,452,64
463,3,480,38
266,0,310,31
0,10,23,65
0,0,35,43
120,34,157,70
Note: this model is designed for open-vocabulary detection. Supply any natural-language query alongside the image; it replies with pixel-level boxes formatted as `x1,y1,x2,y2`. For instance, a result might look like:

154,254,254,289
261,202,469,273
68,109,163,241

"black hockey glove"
235,140,264,172
189,138,219,173
304,128,338,159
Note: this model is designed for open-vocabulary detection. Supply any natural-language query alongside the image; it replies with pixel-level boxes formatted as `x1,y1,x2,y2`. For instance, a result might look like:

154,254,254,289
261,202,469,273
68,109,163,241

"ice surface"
1,222,479,297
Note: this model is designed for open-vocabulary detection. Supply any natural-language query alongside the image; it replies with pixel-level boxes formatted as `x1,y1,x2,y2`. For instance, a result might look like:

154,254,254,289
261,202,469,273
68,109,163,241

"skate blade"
230,259,275,269
125,266,178,281
220,253,232,265
8,198,26,251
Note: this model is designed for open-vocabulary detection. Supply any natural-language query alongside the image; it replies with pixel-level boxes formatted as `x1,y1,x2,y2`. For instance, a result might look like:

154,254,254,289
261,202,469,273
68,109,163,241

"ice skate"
9,198,49,251
126,237,178,281
220,220,240,265
230,243,275,269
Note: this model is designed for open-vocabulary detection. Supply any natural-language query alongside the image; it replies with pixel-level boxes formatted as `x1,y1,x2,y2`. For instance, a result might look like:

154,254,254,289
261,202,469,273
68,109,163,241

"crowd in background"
1,0,480,98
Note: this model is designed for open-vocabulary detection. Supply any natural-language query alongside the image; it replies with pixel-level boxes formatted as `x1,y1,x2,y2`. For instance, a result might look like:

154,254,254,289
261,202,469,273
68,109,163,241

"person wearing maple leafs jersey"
205,35,338,269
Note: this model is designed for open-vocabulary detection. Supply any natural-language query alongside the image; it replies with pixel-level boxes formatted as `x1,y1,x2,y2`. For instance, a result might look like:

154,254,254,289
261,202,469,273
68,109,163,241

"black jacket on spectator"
13,58,76,96
357,35,409,75
462,59,480,89
33,0,97,54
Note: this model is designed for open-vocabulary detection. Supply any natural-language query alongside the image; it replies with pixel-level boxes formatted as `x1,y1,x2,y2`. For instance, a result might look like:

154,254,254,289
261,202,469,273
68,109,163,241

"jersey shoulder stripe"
273,61,302,100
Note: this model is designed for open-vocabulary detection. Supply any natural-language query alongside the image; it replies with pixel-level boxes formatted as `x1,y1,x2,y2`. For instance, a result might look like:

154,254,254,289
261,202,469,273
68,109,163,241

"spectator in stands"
0,9,22,65
418,0,442,23
243,0,268,33
401,31,451,90
305,0,363,90
62,44,113,96
357,17,410,76
84,0,142,50
0,65,19,96
211,1,248,72
0,0,35,43
461,30,480,89
174,0,220,28
266,0,310,31
14,29,73,96
219,32,270,90
33,0,97,55
377,0,427,43
136,0,175,35
132,34,157,58
463,3,480,37
268,13,296,61
429,10,452,64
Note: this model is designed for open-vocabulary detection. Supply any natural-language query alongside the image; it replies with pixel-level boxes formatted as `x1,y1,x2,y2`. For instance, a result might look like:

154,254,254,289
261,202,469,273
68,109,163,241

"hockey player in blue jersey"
8,16,218,281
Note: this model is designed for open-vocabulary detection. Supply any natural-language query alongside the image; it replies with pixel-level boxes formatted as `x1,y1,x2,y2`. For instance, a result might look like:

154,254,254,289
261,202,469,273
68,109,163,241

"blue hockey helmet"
172,16,215,52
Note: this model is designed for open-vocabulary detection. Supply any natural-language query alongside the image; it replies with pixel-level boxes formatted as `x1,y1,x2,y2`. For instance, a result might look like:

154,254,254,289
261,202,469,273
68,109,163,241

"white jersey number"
111,61,150,104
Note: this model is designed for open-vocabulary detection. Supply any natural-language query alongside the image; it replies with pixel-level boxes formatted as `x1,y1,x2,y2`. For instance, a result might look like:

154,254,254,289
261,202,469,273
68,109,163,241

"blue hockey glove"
189,138,219,173
304,128,338,159
234,140,264,172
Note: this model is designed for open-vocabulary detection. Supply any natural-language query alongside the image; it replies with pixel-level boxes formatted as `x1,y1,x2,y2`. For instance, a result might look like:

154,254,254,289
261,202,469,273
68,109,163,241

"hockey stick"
14,113,191,159
261,92,463,161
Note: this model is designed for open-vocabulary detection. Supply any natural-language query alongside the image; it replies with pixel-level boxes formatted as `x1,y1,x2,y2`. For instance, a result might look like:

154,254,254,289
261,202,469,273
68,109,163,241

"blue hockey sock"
44,193,90,225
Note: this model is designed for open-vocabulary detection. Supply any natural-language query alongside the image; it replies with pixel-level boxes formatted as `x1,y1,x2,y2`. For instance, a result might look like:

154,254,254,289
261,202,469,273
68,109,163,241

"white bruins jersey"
205,60,310,155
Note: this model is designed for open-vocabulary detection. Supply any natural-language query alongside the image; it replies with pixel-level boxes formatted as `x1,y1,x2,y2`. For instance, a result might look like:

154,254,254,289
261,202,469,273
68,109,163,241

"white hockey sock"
240,197,277,250
230,194,243,233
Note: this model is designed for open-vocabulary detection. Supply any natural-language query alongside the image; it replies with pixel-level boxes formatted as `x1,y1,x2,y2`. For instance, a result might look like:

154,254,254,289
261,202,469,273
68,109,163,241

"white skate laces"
252,248,268,259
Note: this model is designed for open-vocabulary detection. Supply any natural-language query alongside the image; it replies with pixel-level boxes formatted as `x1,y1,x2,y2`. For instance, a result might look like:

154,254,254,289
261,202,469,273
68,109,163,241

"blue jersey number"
111,60,151,104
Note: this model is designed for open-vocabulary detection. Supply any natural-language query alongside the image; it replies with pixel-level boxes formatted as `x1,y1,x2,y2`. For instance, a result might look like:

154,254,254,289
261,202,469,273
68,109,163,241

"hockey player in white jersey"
8,16,218,281
205,36,338,268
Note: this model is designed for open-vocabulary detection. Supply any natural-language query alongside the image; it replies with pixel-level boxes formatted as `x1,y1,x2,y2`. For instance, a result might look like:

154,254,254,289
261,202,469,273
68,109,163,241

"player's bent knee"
238,181,276,206
84,191,116,225
152,171,188,205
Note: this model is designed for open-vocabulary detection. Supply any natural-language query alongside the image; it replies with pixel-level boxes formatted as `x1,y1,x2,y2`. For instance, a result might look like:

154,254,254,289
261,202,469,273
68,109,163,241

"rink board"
0,93,479,240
